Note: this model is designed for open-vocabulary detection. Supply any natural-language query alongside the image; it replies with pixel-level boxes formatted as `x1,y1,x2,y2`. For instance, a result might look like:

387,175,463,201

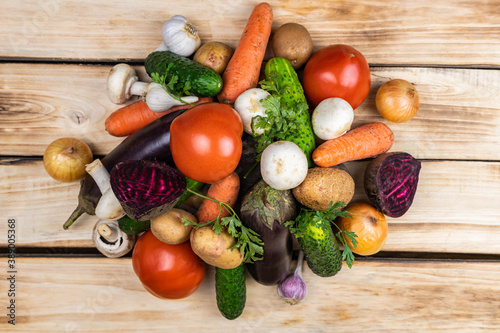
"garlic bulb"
145,83,199,113
277,251,307,305
161,15,201,57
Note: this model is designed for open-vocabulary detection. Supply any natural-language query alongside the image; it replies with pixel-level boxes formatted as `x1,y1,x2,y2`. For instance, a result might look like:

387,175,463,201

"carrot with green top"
105,98,213,137
196,172,240,223
313,122,394,167
217,2,273,105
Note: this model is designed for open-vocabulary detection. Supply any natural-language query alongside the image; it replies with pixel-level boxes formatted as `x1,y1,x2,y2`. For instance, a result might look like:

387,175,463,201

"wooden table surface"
1,0,499,331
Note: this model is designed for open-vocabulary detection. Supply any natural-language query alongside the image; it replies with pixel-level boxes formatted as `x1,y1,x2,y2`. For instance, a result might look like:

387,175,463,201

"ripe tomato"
303,44,371,109
132,231,205,300
170,102,243,184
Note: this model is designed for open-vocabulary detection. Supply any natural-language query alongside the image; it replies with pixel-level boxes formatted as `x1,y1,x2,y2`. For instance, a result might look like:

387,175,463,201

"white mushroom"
93,220,136,258
233,88,270,135
106,63,149,104
260,141,309,190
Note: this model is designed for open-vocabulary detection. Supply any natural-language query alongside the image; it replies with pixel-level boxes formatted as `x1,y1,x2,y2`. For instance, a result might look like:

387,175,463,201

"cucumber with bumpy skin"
265,57,316,167
294,210,342,277
285,201,355,277
215,264,246,320
145,51,223,97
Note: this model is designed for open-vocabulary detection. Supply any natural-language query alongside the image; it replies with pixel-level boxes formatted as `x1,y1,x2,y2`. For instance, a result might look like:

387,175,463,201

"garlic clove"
146,83,199,113
277,273,308,305
277,251,307,305
95,188,126,221
161,15,201,57
155,41,169,52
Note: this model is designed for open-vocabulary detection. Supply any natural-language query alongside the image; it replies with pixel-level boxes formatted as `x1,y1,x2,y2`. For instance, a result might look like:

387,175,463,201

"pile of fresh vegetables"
43,2,423,320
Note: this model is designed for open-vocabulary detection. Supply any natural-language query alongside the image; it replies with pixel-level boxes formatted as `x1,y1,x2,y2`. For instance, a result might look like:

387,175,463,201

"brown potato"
292,167,355,210
272,23,313,69
193,41,234,74
190,226,243,269
150,208,196,245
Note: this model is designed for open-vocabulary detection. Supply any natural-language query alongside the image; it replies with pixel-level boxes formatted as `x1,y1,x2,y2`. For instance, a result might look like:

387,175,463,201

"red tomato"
170,102,243,184
303,44,371,109
132,231,205,300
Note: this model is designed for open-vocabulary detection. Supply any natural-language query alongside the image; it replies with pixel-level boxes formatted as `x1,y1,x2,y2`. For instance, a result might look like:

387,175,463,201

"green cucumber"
118,216,150,235
263,57,316,166
215,264,246,320
291,210,343,277
145,50,223,97
174,176,204,208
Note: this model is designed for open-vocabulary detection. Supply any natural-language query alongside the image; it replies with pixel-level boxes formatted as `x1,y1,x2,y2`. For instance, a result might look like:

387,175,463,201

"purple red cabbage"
110,159,186,221
364,152,421,218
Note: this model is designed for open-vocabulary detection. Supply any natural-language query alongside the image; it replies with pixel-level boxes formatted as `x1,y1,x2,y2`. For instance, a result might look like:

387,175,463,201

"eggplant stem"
63,205,85,230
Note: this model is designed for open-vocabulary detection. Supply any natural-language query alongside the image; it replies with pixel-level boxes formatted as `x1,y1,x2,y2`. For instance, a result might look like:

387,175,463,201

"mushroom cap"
106,63,138,104
93,220,136,258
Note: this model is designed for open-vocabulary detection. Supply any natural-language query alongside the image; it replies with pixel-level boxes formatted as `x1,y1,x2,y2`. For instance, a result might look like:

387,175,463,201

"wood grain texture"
0,0,498,66
0,258,498,332
1,63,499,159
1,158,499,254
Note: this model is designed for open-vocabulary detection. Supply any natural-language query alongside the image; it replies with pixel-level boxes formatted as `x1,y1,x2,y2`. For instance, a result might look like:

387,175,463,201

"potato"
292,167,355,210
190,226,244,269
150,208,196,245
193,41,234,74
271,23,313,69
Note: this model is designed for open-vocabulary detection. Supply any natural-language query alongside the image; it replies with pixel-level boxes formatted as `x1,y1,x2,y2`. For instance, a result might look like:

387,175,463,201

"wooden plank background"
1,0,499,331
0,258,498,332
1,0,499,66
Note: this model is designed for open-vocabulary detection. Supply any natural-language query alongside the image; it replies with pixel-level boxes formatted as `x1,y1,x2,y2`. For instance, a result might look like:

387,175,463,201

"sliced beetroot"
364,152,421,218
110,160,186,221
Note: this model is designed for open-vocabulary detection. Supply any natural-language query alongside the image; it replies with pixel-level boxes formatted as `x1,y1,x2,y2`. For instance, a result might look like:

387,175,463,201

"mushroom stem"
93,220,136,258
107,63,150,104
97,222,120,243
130,81,149,97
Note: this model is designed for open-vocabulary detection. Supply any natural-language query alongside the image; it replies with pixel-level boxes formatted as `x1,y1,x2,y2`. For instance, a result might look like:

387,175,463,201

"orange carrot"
105,97,213,137
196,172,240,223
312,122,394,167
217,2,273,105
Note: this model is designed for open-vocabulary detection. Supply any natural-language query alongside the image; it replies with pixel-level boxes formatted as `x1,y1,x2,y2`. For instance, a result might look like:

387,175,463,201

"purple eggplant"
63,110,184,229
240,180,297,286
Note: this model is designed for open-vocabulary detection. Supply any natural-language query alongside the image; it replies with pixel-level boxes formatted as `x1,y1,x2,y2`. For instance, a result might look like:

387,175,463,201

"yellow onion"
375,79,419,123
43,137,93,182
338,202,388,256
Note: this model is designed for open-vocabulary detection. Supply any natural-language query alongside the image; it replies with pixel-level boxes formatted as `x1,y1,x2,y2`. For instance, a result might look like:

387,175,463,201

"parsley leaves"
150,63,195,105
285,201,358,269
182,189,264,264
250,72,308,158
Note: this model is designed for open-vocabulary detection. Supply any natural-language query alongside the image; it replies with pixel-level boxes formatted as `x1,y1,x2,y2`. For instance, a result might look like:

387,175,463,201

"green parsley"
150,63,196,106
250,72,308,158
182,189,264,264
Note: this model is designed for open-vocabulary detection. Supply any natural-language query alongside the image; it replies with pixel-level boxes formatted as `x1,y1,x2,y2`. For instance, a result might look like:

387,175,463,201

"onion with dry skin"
376,79,419,123
43,137,93,182
337,202,388,256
